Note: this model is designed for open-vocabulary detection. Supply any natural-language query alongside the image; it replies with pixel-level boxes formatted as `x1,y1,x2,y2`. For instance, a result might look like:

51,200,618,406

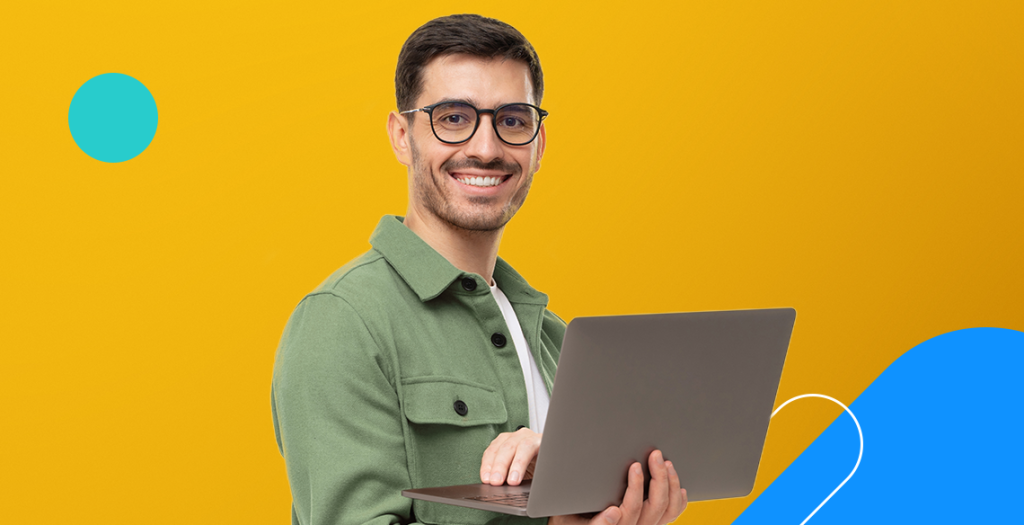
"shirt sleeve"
273,292,414,525
272,292,547,525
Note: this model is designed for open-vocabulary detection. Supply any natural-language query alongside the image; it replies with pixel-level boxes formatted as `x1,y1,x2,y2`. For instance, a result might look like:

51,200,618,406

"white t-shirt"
490,282,551,434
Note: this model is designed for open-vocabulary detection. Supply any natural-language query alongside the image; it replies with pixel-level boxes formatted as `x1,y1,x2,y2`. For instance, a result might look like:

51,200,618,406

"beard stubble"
410,138,535,233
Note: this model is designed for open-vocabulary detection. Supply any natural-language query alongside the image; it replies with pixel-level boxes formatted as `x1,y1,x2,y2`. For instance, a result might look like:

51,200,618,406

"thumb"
596,507,622,525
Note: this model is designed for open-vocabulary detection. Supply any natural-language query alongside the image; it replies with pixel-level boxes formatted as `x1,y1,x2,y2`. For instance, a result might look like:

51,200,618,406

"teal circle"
68,73,158,163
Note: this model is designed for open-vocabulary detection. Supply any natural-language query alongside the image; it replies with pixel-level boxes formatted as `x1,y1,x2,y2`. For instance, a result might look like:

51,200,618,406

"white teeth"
456,176,503,187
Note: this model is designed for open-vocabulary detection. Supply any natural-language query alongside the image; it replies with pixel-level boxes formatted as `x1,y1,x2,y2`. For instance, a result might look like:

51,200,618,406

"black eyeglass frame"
400,101,549,146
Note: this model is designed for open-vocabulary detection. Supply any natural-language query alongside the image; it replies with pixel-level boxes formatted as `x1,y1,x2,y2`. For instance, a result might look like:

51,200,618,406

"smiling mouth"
451,174,512,188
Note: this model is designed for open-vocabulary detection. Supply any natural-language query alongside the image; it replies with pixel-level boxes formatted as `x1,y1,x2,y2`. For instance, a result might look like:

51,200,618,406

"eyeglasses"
401,101,548,146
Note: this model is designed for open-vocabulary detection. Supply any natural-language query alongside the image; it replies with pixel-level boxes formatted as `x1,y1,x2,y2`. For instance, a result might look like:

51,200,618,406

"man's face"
395,54,545,232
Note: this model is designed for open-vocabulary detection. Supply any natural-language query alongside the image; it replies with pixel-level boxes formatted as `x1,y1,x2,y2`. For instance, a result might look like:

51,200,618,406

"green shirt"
272,215,566,525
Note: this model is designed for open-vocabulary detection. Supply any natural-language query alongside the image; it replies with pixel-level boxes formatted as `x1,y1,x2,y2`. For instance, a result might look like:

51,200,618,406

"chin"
444,215,510,232
442,206,517,232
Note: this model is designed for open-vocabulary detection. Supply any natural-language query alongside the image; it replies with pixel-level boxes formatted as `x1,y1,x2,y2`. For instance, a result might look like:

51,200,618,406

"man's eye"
440,114,471,126
500,117,525,128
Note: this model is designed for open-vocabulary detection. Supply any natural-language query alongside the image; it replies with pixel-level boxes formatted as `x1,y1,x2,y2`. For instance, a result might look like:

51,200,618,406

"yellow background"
1,1,1021,523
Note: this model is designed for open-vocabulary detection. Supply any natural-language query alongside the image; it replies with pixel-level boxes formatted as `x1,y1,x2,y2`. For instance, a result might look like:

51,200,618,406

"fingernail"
606,512,619,525
481,472,490,482
510,471,521,483
657,451,665,466
492,472,503,484
666,461,675,475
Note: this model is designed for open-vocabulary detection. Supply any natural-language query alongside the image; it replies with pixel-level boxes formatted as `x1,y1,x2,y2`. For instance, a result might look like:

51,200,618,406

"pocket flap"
402,377,508,426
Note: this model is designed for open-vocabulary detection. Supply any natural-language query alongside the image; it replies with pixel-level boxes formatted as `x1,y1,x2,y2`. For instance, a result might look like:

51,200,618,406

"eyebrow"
432,97,481,107
430,98,528,109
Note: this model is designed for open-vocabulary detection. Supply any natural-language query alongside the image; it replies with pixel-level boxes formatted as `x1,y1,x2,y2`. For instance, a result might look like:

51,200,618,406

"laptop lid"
526,308,795,516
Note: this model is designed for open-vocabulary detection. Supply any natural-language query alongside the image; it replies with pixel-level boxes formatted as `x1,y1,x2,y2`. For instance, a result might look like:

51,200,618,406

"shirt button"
454,400,469,416
491,333,507,348
461,277,477,292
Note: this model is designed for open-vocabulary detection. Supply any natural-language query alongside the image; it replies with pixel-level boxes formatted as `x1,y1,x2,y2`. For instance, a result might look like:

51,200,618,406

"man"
272,14,687,525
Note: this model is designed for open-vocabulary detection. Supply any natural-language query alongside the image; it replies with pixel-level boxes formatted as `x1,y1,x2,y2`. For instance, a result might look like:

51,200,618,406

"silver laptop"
403,308,796,517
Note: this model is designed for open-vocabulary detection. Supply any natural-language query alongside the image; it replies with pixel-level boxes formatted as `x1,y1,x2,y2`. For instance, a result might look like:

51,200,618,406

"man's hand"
480,427,542,486
480,432,688,525
548,450,688,525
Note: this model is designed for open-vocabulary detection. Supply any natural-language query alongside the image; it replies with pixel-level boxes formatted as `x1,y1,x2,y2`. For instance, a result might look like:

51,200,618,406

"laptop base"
403,481,532,516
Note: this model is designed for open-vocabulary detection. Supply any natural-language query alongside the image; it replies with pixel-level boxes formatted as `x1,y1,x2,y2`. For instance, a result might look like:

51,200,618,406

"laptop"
402,308,796,517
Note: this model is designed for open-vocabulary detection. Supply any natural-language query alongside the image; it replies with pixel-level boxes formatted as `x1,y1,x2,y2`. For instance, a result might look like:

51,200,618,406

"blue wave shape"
734,327,1024,524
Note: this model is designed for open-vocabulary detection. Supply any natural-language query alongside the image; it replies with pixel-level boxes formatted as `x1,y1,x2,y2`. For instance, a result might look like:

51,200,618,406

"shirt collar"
369,215,548,306
370,215,461,302
493,258,549,306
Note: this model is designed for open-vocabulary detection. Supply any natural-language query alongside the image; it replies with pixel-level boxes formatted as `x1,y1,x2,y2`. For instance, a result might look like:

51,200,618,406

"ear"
533,122,547,171
387,111,413,167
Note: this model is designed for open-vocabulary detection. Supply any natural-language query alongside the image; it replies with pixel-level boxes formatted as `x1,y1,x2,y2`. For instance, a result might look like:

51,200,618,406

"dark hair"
395,14,544,112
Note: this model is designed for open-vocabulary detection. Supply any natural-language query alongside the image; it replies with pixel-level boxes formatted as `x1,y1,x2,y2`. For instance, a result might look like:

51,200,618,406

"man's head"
395,14,543,113
388,14,547,234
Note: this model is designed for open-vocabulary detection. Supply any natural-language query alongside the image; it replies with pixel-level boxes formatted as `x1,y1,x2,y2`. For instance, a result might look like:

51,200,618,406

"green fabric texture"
272,215,566,525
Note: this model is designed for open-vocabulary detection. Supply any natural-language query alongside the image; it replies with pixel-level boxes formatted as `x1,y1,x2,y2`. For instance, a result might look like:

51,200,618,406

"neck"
403,208,504,285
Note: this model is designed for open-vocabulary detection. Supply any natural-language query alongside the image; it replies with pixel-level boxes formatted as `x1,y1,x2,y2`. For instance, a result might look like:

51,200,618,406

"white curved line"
770,394,864,525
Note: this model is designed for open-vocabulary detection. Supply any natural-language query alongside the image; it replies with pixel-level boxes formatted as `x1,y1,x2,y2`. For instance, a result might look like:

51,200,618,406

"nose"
462,114,505,162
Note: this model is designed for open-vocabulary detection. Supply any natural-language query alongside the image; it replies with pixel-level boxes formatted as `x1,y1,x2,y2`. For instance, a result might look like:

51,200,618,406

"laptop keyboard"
466,492,530,507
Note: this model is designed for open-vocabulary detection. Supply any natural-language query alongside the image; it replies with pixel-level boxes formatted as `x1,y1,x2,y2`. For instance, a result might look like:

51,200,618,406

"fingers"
480,428,542,486
617,451,687,525
507,433,541,485
480,433,510,484
617,462,645,525
488,434,519,485
595,506,623,525
662,461,684,524
543,451,688,525
637,450,670,525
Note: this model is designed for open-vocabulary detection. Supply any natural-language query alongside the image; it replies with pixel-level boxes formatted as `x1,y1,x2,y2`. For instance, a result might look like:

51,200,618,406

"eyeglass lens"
431,103,540,145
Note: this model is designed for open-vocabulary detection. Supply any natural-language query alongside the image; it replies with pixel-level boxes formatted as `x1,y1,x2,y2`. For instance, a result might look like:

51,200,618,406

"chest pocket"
401,377,509,525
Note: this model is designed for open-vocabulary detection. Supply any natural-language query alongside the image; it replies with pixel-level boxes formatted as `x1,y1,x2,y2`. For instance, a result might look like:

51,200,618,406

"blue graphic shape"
734,327,1024,524
68,73,158,162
